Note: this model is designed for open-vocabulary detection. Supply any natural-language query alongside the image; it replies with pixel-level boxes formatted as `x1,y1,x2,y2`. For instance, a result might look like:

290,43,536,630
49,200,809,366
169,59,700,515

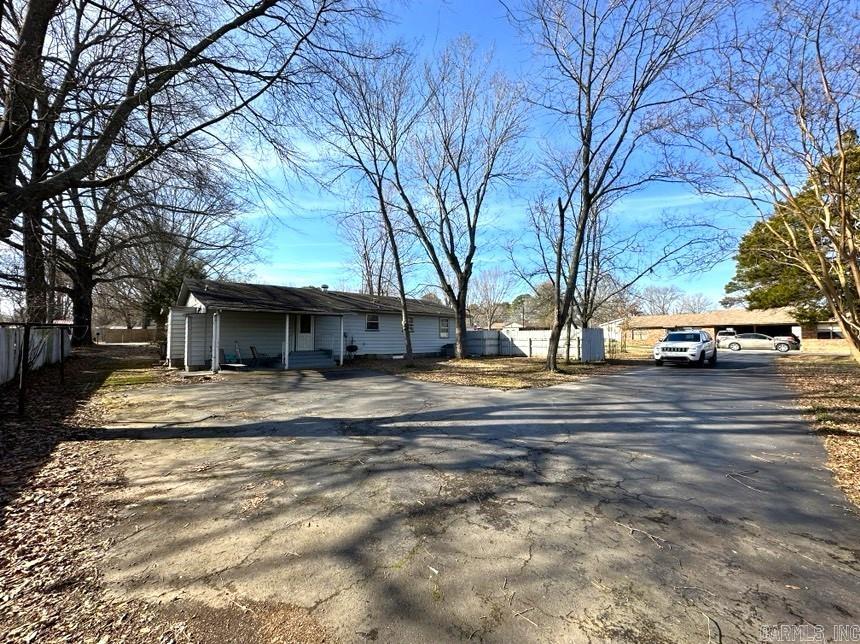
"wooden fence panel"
0,327,22,384
0,327,71,386
94,327,160,343
464,327,605,362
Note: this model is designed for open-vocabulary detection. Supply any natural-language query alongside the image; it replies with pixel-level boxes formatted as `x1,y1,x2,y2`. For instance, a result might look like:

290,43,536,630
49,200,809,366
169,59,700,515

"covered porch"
168,309,345,372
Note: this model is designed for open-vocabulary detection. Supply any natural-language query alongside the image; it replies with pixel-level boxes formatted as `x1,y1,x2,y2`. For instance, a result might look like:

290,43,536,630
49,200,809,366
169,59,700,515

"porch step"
287,350,337,369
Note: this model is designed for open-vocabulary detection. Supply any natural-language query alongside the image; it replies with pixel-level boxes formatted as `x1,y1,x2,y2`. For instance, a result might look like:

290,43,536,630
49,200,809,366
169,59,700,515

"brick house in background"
601,307,849,353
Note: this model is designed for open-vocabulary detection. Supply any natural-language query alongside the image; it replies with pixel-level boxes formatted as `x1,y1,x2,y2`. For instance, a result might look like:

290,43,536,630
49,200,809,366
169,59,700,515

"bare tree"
0,0,377,320
637,285,684,315
93,281,141,329
512,189,723,350
340,211,396,296
314,50,424,363
675,292,714,314
508,0,722,370
568,205,714,328
669,0,860,362
102,187,259,338
316,39,525,359
402,38,527,357
61,162,259,343
339,203,418,296
469,267,514,329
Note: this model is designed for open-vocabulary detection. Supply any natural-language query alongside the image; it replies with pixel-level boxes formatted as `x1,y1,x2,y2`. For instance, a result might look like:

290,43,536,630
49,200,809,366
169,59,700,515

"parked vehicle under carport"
725,333,798,352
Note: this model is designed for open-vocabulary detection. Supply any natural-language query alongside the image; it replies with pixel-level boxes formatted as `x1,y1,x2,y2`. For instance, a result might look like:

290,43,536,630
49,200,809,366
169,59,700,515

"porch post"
183,314,191,372
284,313,290,369
211,311,220,373
339,315,344,366
166,309,173,367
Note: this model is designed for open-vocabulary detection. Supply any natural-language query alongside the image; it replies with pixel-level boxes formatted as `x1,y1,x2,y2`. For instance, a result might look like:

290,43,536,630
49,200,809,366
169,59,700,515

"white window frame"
366,314,380,331
439,317,450,338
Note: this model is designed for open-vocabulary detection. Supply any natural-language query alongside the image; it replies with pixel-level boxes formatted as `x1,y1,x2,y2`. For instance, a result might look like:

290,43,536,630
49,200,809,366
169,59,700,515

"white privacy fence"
465,327,605,362
0,326,71,385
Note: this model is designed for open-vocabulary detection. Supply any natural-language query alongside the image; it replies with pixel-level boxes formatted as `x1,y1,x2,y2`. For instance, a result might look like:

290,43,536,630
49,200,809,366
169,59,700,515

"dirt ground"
3,349,859,643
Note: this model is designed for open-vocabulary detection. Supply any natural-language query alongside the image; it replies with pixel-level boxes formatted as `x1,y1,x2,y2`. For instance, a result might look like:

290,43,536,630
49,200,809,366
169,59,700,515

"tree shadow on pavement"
83,359,860,642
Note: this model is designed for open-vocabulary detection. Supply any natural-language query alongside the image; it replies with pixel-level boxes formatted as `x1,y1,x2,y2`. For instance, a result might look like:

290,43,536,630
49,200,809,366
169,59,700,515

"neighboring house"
168,279,456,371
601,307,848,352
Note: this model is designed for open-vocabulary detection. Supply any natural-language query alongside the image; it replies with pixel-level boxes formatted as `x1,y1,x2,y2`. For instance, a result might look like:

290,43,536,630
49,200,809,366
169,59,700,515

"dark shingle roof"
179,279,455,317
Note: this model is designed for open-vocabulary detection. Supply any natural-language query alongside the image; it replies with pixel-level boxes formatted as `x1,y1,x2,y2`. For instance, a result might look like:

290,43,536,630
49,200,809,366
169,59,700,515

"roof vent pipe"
321,284,329,291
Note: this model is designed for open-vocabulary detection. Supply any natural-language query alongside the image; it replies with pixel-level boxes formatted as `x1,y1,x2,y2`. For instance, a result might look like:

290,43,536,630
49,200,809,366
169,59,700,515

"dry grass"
611,344,654,359
346,355,643,390
777,354,860,507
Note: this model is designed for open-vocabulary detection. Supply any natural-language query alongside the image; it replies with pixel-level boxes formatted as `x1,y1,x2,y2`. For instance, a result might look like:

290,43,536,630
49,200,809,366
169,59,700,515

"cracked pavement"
97,354,860,642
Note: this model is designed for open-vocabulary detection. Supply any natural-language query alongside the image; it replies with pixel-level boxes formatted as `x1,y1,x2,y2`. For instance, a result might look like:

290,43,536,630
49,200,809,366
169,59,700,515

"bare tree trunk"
454,295,469,359
0,0,62,236
838,321,860,364
546,323,563,371
564,316,572,364
23,203,48,322
827,299,860,363
376,188,413,365
69,265,94,345
46,210,57,321
155,318,167,342
546,198,590,371
71,286,93,346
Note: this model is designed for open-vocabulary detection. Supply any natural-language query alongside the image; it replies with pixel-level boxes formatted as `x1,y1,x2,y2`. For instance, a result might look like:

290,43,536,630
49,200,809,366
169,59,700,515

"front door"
296,314,314,351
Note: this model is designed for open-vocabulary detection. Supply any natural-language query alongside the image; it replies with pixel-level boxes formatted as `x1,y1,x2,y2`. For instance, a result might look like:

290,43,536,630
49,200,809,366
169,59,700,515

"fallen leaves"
1,344,331,643
0,345,187,643
777,354,860,508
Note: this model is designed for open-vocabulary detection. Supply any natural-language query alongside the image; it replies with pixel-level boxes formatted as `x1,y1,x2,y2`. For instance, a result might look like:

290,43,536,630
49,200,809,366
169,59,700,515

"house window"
402,317,414,333
439,317,450,338
299,314,311,334
366,314,379,331
816,323,843,339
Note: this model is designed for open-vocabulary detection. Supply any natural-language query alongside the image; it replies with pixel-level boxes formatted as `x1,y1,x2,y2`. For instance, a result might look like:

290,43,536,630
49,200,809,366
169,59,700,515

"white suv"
653,330,717,367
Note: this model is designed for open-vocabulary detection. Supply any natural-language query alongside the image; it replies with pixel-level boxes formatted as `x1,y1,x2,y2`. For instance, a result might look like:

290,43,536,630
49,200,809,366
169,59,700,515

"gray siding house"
168,279,456,371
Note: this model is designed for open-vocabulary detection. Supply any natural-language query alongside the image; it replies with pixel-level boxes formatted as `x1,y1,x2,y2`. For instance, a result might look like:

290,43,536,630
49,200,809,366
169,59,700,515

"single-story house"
601,307,848,352
168,279,457,371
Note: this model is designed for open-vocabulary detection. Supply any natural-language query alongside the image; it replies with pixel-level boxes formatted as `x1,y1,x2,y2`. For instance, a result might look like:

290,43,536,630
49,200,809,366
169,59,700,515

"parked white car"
724,332,799,352
653,330,718,367
716,329,737,347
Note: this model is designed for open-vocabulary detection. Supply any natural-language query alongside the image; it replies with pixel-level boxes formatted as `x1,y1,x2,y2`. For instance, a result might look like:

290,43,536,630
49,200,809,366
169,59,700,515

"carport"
712,323,795,337
612,307,803,346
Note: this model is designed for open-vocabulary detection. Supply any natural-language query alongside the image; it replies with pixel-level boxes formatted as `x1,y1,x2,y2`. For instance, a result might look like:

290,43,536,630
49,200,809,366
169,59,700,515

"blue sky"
244,0,747,304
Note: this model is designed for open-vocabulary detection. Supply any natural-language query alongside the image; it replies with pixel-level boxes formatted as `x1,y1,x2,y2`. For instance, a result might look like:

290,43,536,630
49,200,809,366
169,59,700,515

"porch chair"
250,346,279,368
218,348,247,371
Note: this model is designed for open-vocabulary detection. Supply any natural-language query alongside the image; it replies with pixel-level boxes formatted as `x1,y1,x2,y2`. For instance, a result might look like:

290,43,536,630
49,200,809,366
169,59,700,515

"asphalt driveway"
98,353,860,642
